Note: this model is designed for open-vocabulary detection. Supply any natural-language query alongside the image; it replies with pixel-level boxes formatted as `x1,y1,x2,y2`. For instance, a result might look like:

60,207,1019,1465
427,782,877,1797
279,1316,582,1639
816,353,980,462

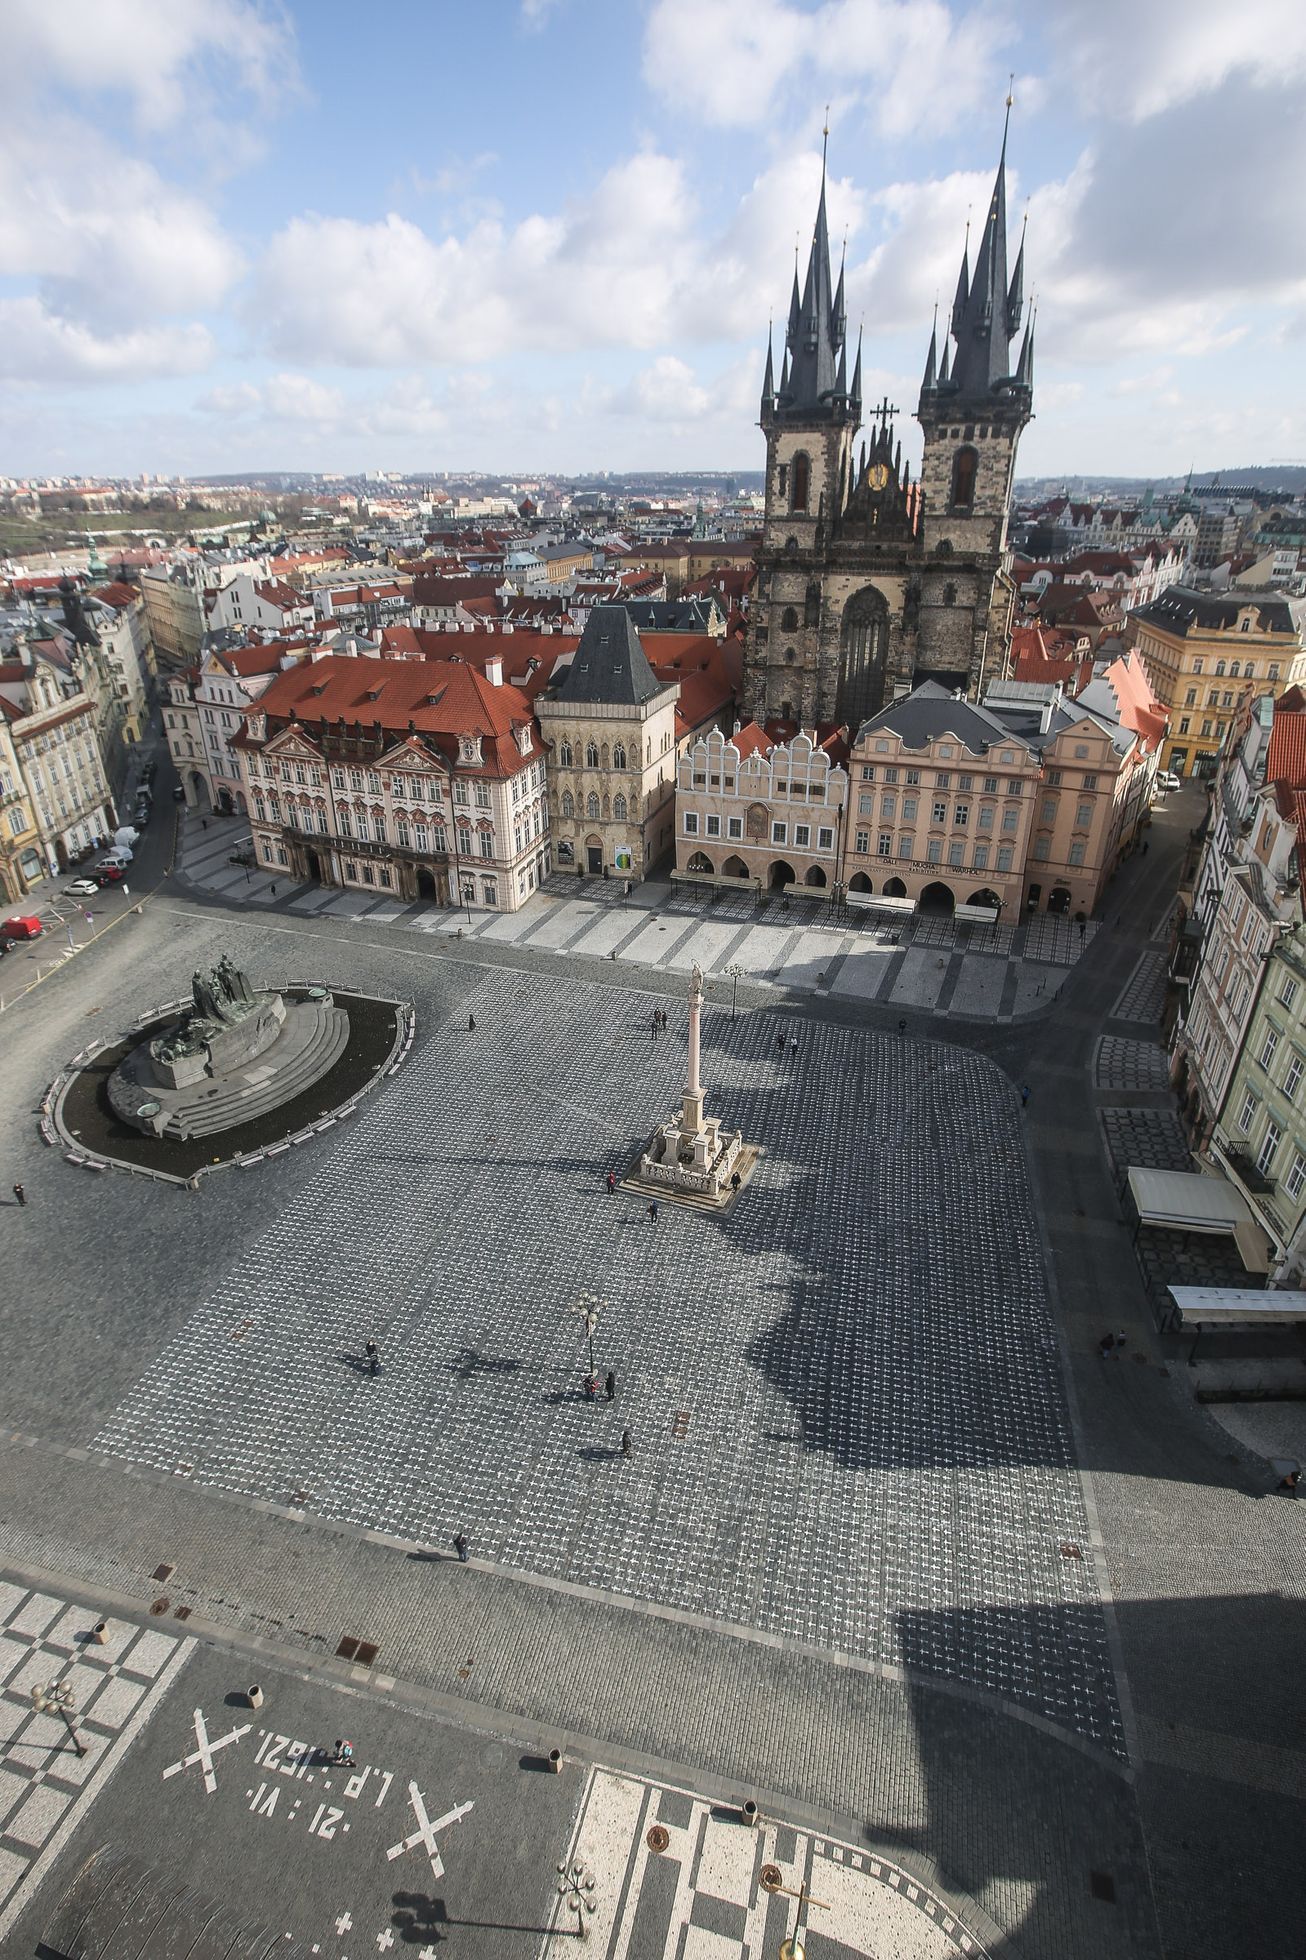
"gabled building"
536,606,680,878
674,723,848,896
0,646,113,876
1130,586,1306,778
234,654,549,911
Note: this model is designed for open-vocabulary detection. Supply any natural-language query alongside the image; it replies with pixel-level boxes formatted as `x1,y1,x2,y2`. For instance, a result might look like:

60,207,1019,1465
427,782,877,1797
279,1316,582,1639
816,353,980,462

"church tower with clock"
745,113,1034,731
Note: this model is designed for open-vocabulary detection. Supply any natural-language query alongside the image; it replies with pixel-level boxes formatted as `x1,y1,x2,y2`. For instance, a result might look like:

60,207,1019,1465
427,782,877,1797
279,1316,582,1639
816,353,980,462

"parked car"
132,806,151,829
101,844,133,864
64,878,99,897
172,785,185,802
93,864,125,886
1157,771,1183,793
2,915,44,941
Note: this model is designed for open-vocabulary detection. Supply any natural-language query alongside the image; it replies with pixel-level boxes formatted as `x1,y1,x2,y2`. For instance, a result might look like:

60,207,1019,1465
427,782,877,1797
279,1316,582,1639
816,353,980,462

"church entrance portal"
837,587,889,729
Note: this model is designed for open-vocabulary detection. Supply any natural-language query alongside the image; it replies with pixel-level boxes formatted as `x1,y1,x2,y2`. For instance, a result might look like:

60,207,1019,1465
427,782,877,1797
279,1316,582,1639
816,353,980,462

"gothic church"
744,116,1034,731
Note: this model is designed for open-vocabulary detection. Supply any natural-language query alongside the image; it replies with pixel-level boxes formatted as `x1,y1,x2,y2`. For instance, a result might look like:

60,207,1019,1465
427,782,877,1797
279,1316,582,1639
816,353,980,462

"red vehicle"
93,863,125,886
1,915,43,941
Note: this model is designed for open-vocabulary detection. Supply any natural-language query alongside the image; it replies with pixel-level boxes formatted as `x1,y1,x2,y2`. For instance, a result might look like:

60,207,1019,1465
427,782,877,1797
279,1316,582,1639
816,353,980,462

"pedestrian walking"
12,1183,26,1207
269,882,277,897
331,1739,355,1767
647,1201,659,1223
775,1033,785,1054
1278,1468,1300,1494
365,1338,380,1378
1115,1331,1127,1352
453,1532,470,1562
1020,1084,1030,1106
790,1036,799,1054
1142,840,1150,855
650,1014,658,1042
605,1170,616,1195
621,1428,633,1459
730,1170,741,1193
201,817,208,830
605,1370,616,1402
898,1019,906,1035
468,1013,476,1032
584,1373,597,1400
1098,1332,1115,1357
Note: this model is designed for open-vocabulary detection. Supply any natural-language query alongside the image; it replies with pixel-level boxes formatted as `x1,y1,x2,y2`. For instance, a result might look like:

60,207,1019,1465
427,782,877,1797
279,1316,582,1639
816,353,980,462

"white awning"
1127,1167,1253,1232
1167,1286,1306,1327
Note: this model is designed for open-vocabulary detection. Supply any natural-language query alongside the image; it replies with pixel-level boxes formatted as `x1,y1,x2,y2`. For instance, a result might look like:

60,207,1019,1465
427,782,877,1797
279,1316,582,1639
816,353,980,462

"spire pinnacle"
851,325,863,407
921,304,939,395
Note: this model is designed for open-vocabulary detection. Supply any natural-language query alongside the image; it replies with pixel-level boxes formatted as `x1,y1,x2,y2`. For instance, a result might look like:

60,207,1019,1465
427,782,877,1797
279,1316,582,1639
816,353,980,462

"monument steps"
162,1001,350,1140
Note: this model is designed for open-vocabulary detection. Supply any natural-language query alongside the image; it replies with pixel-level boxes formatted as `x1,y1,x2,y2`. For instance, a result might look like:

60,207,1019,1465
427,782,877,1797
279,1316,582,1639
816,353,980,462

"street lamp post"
30,1678,86,1758
556,1862,596,1940
726,962,744,1022
572,1291,603,1381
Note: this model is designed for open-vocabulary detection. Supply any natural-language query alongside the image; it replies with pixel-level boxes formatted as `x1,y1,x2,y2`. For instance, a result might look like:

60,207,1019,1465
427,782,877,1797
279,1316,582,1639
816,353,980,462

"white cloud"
612,357,711,420
1048,0,1306,122
0,299,213,380
642,0,1012,140
0,0,295,129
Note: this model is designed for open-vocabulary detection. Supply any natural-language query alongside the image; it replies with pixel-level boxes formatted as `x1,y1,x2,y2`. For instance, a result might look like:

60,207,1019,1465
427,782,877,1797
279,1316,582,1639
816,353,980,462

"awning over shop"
1166,1286,1306,1327
1126,1166,1272,1274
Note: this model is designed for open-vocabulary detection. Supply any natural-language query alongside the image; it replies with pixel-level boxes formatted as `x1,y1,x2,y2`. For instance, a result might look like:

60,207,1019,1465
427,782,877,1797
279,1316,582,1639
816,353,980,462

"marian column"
682,964,705,1136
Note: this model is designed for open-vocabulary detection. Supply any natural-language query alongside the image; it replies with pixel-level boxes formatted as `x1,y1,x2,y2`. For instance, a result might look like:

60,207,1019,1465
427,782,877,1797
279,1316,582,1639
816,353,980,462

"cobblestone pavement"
176,813,1098,1024
1093,1038,1171,1095
91,964,1119,1753
1098,1108,1192,1186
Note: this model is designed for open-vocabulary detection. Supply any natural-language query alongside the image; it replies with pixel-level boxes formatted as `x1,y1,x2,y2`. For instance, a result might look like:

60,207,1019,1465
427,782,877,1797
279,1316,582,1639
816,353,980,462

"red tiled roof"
255,579,307,611
1265,698,1306,791
87,581,137,608
237,654,541,777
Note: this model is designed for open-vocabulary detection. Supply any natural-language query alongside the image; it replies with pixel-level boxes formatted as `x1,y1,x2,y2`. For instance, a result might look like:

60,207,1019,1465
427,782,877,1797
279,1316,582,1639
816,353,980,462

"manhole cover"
174,1605,191,1621
760,1864,783,1893
152,1563,174,1583
150,1596,169,1616
647,1825,670,1854
1090,1870,1117,1904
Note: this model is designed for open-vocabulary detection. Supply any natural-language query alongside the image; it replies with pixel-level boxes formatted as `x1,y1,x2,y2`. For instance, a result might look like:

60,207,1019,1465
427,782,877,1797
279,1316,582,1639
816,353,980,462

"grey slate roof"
1132,584,1306,637
854,679,1037,756
619,599,720,634
556,605,662,706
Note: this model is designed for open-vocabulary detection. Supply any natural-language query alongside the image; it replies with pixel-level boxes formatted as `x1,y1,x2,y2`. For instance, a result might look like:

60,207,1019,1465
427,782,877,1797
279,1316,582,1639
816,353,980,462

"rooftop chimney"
485,655,504,687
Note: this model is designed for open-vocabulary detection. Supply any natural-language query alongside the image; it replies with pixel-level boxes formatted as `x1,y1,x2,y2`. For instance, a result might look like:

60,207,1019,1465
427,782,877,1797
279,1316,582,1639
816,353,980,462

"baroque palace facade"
744,116,1034,731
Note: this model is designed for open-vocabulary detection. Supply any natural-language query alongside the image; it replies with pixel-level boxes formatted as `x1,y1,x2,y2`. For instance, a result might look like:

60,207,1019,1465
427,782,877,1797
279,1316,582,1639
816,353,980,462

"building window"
1260,1028,1281,1070
613,744,627,769
1257,1121,1282,1177
614,793,628,820
905,769,920,785
996,844,1014,872
795,823,810,847
950,446,978,509
983,776,997,794
1285,1053,1303,1099
1238,1089,1259,1132
1184,689,1197,707
1288,1152,1306,1202
585,742,599,768
817,826,833,849
877,831,891,855
1032,835,1051,860
881,793,896,821
860,765,875,780
926,837,942,863
1215,660,1226,676
559,741,573,767
858,792,873,814
855,829,869,854
706,814,721,837
586,793,600,819
791,451,810,512
728,816,743,839
977,805,994,831
561,791,574,818
899,836,914,857
1179,718,1191,735
972,843,990,870
479,832,493,858
947,839,964,866
954,804,970,826
931,800,947,824
1279,977,1299,1010
1005,780,1021,796
771,821,787,844
1069,840,1086,865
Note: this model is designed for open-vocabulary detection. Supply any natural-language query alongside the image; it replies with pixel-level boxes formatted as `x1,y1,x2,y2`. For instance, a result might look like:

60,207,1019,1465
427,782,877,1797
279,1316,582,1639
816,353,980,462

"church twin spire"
760,125,858,427
922,96,1033,410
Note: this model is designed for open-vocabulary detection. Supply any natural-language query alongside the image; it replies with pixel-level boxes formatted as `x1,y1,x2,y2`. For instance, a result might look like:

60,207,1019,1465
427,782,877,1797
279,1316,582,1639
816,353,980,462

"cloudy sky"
2,0,1303,482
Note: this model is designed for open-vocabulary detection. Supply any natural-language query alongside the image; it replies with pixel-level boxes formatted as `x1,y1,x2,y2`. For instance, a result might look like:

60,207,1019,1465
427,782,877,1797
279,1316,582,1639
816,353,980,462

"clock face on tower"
868,463,889,491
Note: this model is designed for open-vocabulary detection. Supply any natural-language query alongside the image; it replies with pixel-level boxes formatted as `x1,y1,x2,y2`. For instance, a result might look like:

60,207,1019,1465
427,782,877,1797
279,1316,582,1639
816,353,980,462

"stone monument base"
624,1128,762,1212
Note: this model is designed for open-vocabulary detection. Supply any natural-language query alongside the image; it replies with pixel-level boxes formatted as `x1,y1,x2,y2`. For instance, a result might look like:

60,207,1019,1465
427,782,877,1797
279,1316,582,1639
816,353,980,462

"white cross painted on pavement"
385,1781,474,1881
376,1932,394,1952
334,1911,353,1935
161,1709,250,1795
419,1948,439,1960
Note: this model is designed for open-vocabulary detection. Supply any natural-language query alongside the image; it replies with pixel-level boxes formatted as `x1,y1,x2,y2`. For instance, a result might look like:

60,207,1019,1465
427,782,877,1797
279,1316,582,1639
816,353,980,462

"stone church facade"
744,118,1034,732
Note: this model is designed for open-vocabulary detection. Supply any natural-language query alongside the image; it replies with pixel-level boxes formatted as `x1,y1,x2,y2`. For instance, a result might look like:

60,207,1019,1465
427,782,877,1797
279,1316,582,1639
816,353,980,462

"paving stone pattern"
1109,955,1168,1028
93,967,1121,1754
1094,1038,1171,1094
1100,1109,1192,1186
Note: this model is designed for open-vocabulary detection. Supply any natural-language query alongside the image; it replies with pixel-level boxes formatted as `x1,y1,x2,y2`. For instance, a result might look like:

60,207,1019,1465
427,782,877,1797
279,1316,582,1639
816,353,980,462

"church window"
561,791,574,818
950,447,978,509
944,583,957,607
613,743,627,769
587,793,601,819
585,741,599,767
785,538,798,556
559,740,573,766
781,607,798,631
601,744,610,769
614,793,628,820
785,648,796,664
778,465,788,499
804,582,821,627
791,453,810,512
